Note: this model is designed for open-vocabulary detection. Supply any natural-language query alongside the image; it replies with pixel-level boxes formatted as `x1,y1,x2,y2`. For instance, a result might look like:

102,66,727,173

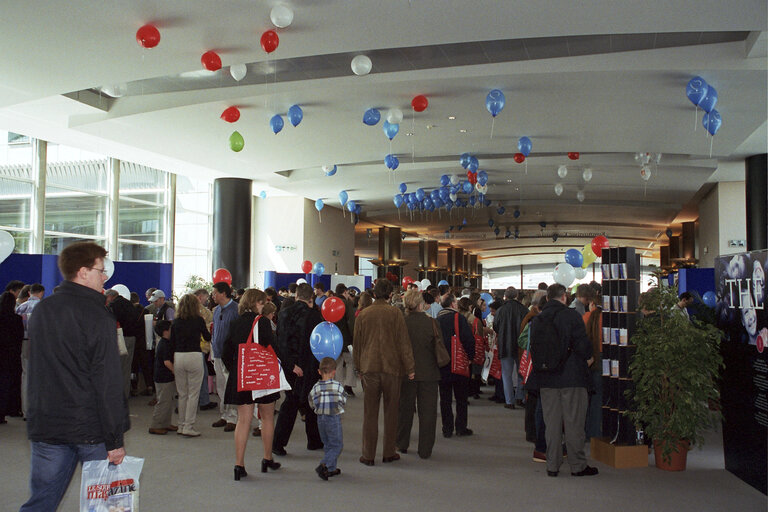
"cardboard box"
591,437,649,468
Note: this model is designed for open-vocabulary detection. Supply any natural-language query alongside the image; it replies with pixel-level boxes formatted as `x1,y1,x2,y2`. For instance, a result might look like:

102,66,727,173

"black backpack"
529,310,571,373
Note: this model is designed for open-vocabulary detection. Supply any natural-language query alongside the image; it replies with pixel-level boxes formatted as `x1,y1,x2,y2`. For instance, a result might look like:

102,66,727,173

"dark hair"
29,283,44,295
4,280,25,293
423,291,435,305
130,292,140,304
212,282,232,298
440,293,455,309
457,297,472,314
538,282,548,291
278,287,288,293
154,319,171,338
319,356,337,374
438,284,451,296
547,283,567,301
314,282,326,292
194,288,209,298
680,291,694,301
335,283,347,295
237,288,246,296
58,242,107,280
18,285,31,300
0,291,16,315
288,283,297,294
296,283,314,301
265,287,278,300
585,307,603,359
489,300,503,311
504,286,518,300
373,279,393,300
576,284,595,300
357,292,373,312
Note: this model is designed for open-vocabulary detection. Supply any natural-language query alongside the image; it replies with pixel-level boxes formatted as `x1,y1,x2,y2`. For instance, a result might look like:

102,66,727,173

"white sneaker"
182,427,201,437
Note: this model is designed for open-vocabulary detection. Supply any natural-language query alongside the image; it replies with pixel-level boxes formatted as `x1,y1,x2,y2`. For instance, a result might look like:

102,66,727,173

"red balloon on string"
567,152,580,160
591,235,609,257
301,260,313,274
136,24,161,49
466,170,477,184
321,296,346,323
213,268,232,285
411,95,428,112
513,153,525,163
201,51,222,71
261,30,279,53
220,106,240,123
402,276,415,289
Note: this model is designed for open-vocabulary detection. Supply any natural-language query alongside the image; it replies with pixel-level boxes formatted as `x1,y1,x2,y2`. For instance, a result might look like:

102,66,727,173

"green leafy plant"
182,274,213,295
625,272,724,464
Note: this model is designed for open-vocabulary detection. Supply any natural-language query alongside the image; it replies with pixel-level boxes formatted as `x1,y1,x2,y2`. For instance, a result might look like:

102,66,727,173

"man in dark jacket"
493,286,529,408
436,294,475,437
21,242,129,511
272,283,324,455
334,283,357,395
531,283,597,478
106,288,142,400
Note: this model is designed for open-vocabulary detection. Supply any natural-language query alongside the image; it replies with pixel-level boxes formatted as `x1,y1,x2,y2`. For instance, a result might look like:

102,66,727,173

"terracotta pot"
653,439,690,471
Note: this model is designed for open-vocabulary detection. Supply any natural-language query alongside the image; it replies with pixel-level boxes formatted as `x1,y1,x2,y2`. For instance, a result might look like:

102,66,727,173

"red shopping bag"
451,313,471,377
237,315,281,392
519,350,532,384
472,317,486,365
489,344,502,380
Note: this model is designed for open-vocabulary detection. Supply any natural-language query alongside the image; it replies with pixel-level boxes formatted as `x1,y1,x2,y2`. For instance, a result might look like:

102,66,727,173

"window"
118,162,168,261
174,176,212,292
0,130,34,254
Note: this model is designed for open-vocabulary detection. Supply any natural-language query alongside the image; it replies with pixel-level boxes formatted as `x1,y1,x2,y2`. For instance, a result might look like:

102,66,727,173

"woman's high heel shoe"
234,465,247,481
261,458,281,473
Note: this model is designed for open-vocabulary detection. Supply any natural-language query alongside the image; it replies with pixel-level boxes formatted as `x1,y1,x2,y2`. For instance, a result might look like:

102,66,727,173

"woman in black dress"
0,291,24,423
223,289,281,480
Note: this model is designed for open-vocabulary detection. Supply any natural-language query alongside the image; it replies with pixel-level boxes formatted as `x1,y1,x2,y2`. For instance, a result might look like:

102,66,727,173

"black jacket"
27,280,129,451
0,310,23,373
493,299,529,359
436,308,475,382
277,300,323,397
109,295,143,338
528,299,592,390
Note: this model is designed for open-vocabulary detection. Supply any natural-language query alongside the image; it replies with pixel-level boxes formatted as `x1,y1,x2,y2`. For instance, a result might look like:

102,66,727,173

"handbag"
519,326,533,384
431,319,450,367
237,315,281,392
80,456,144,512
116,325,128,356
471,317,486,365
450,313,470,377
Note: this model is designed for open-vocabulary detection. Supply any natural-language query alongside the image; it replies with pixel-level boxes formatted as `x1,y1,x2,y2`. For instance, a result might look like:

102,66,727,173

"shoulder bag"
450,313,470,377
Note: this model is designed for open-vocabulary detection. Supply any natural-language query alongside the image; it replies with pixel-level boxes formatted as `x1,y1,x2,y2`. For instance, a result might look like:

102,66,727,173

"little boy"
309,357,347,480
148,320,176,435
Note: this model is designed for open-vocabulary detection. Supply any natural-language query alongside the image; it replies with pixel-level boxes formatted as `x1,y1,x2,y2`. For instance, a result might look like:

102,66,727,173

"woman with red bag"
458,297,489,399
222,289,281,481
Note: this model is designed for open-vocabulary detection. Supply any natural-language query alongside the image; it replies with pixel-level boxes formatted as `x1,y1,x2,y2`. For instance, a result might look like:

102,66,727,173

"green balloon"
229,131,244,152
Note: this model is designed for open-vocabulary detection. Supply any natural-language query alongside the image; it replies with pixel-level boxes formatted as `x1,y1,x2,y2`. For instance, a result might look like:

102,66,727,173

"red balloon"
136,24,161,49
591,235,609,257
513,153,525,163
301,260,313,274
221,106,240,123
261,30,279,53
321,296,346,323
567,152,580,160
213,268,232,285
466,170,477,184
402,276,415,289
411,95,428,112
201,50,222,71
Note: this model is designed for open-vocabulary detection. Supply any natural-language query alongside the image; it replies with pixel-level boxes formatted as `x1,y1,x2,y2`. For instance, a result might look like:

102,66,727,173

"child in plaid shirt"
309,357,347,480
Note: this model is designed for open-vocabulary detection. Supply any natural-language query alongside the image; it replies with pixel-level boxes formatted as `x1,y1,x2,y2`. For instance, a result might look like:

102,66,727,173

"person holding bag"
222,289,282,481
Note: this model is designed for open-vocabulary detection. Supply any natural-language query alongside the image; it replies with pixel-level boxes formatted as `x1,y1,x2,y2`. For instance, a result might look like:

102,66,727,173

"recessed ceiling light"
448,116,456,120
426,124,436,130
459,129,467,133
405,132,414,136
506,179,513,183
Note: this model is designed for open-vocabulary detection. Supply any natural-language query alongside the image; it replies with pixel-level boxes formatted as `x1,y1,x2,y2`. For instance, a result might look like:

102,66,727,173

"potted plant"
625,273,723,471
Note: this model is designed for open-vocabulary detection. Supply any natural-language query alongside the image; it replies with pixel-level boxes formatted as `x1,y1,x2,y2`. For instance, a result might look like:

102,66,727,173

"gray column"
746,154,767,251
29,138,46,253
212,178,252,288
106,158,120,256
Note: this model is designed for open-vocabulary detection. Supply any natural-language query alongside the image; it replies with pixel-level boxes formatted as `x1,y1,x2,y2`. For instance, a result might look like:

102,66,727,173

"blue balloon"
494,227,500,236
702,109,722,136
270,114,284,134
477,193,485,204
686,77,709,108
480,292,493,319
354,203,362,214
539,221,547,228
310,321,343,361
323,164,337,176
486,89,506,117
488,218,494,227
383,120,399,140
433,197,444,208
339,190,348,205
315,198,324,212
457,225,463,231
505,229,511,239
363,108,381,126
347,200,356,212
697,85,718,113
484,198,491,207
391,156,399,170
394,194,404,208
497,206,506,215
439,188,449,201
518,136,532,157
460,153,471,169
462,217,467,225
445,201,453,211
259,190,267,199
313,261,325,276
565,248,584,267
468,156,479,172
438,280,449,286
514,228,519,238
462,181,473,194
287,104,303,127
666,228,673,238
424,198,434,210
385,154,399,170
416,188,425,201
430,189,440,201
477,170,488,186
702,291,717,308
399,182,407,194
513,209,521,218
469,196,476,206
440,174,450,186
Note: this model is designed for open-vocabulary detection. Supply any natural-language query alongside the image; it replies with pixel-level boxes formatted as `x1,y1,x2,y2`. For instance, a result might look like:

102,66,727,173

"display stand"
591,247,648,468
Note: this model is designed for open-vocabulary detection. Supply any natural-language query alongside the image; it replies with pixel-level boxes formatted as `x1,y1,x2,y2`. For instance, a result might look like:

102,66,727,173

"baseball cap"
149,289,166,302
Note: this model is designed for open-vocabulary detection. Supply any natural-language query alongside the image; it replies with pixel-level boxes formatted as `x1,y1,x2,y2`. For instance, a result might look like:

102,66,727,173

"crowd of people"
2,241,614,510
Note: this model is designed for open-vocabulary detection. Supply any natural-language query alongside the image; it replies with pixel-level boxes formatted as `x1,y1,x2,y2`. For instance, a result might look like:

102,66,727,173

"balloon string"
319,211,322,223
411,111,415,164
709,135,714,158
490,117,495,139
525,160,528,175
694,107,698,131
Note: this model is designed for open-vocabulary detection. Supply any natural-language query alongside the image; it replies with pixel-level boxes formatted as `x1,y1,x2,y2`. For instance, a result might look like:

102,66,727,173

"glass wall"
173,175,213,293
0,131,33,253
118,161,168,260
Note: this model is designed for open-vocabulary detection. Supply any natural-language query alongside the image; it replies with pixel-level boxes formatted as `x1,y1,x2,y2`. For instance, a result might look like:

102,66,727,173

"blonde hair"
262,302,277,317
239,289,267,315
176,294,200,320
403,289,424,314
357,292,373,312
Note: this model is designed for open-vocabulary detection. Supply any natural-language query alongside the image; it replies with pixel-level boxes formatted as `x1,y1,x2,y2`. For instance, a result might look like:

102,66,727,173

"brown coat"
404,311,442,381
353,298,415,377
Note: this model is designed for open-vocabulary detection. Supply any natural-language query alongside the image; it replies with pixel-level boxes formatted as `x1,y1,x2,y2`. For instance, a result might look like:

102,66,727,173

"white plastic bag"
80,456,144,512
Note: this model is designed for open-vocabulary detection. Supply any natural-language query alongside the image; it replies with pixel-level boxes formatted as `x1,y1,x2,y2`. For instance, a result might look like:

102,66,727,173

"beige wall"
698,185,720,268
302,198,355,276
697,180,747,268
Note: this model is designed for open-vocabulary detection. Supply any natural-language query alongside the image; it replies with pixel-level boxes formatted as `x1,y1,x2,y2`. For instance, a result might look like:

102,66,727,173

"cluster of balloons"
552,236,610,287
686,76,722,136
514,136,532,164
213,268,232,285
401,276,433,290
300,259,325,276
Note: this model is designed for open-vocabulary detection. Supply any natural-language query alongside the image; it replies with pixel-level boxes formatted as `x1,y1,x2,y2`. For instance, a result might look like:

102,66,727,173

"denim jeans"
317,414,343,471
20,441,108,511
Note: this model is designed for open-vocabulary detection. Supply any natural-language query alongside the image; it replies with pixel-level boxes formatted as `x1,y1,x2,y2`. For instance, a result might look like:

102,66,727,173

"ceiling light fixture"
448,116,456,120
459,129,467,133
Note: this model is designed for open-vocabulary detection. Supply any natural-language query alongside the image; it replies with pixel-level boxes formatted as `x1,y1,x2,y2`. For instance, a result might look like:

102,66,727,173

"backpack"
529,310,570,373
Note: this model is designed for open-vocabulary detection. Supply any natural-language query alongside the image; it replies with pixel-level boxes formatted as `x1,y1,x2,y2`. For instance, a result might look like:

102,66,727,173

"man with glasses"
210,282,239,431
21,242,129,511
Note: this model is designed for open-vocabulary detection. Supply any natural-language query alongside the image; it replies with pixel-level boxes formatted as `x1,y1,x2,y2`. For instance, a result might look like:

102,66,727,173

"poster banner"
715,249,767,495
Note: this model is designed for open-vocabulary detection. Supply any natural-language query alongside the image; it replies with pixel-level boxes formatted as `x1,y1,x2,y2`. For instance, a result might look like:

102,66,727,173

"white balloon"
111,284,130,301
230,64,247,81
449,193,458,202
0,230,14,263
582,167,592,182
270,4,294,28
475,182,483,192
641,165,651,181
351,55,372,76
296,278,308,285
577,190,585,202
574,267,588,279
553,263,576,287
557,165,568,179
554,183,563,196
421,279,431,289
449,174,460,185
386,108,403,124
103,257,115,280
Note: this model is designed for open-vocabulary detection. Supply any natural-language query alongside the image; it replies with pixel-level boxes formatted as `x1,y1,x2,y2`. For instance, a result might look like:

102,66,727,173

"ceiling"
0,1,766,270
